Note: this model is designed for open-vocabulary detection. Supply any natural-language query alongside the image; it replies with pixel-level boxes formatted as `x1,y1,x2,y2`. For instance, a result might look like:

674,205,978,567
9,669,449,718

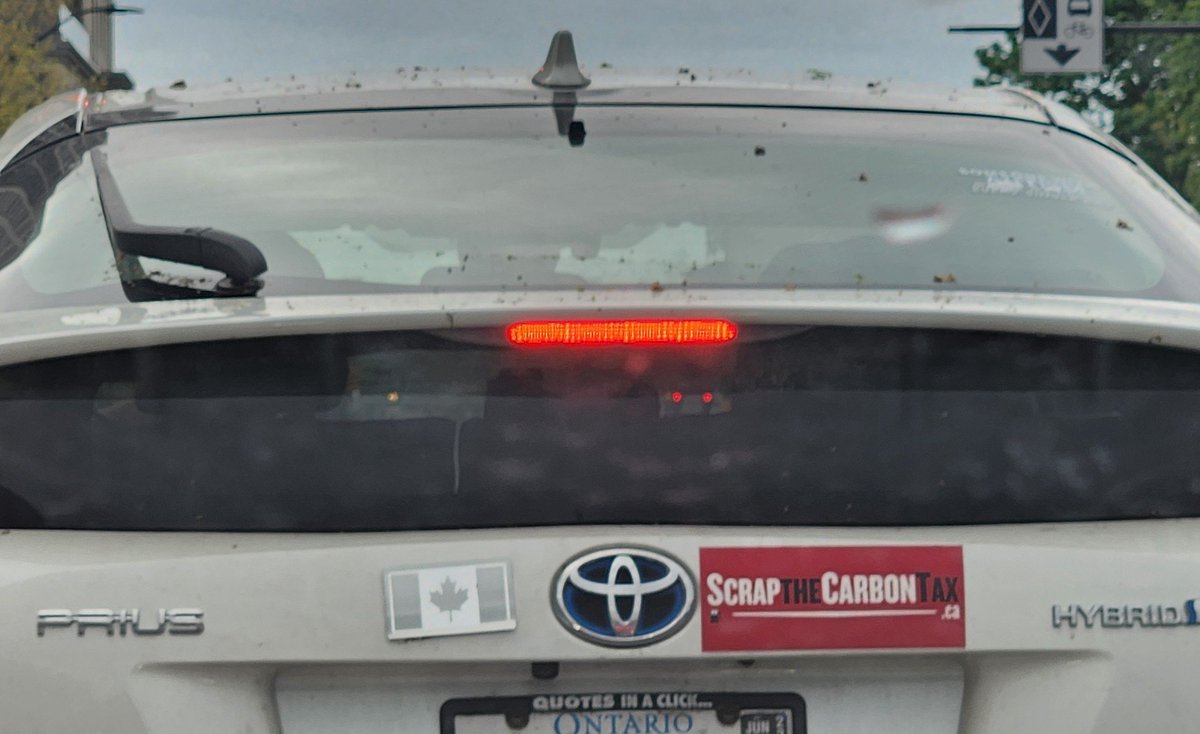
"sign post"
1020,0,1105,73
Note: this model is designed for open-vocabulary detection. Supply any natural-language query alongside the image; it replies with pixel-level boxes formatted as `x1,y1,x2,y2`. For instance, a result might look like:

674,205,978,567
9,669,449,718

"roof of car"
86,68,1052,125
4,68,1125,174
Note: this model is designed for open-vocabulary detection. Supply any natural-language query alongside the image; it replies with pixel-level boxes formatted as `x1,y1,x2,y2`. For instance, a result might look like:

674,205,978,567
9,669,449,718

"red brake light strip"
506,319,738,346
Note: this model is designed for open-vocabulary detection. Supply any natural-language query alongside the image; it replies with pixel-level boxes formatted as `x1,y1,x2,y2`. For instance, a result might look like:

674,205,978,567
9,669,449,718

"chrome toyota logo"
553,547,695,647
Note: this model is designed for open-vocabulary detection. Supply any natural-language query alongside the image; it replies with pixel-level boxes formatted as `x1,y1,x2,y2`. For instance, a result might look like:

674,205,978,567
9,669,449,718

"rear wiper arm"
90,148,267,298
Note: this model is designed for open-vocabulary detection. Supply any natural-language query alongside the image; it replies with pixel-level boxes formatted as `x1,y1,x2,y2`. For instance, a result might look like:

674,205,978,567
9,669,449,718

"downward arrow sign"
1045,44,1082,67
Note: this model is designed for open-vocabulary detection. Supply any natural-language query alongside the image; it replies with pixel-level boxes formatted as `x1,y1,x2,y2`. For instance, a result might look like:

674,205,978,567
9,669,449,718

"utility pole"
81,0,114,72
35,4,142,90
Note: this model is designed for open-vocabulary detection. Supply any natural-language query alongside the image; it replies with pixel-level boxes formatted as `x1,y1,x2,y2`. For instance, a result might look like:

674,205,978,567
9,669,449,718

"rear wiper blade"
89,148,267,299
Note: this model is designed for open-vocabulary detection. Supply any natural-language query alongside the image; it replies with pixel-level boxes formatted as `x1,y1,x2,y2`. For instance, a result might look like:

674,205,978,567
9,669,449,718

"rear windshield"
3,106,1200,308
4,328,1200,530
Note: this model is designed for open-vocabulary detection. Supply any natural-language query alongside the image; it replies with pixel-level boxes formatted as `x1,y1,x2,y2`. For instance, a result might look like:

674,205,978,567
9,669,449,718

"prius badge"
553,547,695,647
37,608,204,636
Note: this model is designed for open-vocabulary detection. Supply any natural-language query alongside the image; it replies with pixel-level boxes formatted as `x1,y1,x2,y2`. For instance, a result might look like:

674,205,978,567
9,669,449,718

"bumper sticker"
384,561,516,641
700,546,965,651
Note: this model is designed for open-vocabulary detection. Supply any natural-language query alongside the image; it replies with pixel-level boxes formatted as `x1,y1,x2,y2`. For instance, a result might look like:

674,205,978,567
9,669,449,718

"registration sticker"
701,546,964,651
441,692,805,734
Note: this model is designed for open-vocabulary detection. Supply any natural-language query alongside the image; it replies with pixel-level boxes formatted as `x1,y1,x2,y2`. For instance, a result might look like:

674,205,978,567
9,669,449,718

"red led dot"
702,392,714,403
671,391,683,403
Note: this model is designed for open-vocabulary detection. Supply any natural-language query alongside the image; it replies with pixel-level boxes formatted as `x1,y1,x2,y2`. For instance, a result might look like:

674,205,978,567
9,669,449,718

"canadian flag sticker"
700,546,965,651
384,561,516,641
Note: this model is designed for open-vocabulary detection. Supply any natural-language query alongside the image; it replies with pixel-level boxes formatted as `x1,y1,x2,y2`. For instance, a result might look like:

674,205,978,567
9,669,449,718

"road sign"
1020,0,1104,74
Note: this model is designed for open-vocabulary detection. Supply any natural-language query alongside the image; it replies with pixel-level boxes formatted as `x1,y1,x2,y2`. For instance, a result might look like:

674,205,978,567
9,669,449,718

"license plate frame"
440,691,806,733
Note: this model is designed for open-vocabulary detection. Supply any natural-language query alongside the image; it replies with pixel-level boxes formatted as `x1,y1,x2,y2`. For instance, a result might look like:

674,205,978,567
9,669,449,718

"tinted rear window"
3,327,1200,530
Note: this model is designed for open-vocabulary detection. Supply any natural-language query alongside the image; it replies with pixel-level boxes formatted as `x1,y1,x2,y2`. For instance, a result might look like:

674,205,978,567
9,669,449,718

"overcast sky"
96,0,1018,90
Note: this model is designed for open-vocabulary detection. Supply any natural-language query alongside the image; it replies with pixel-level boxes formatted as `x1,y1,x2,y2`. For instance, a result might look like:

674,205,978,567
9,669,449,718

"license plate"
441,692,805,733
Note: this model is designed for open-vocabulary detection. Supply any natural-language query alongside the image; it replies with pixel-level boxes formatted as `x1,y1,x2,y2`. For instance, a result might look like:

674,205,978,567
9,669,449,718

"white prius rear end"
4,76,1200,732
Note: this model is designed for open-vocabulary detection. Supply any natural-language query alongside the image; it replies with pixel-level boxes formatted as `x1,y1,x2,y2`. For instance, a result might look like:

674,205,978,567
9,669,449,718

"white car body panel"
2,289,1200,367
0,89,85,171
2,522,1199,731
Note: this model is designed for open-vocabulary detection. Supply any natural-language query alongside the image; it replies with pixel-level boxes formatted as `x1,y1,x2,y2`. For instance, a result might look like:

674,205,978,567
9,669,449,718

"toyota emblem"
552,546,695,647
